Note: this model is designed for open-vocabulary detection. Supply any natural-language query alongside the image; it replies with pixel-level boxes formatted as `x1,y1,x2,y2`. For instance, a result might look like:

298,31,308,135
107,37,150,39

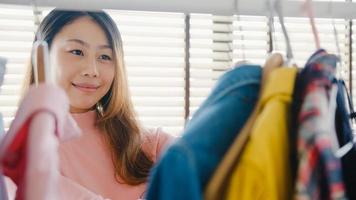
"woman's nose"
81,59,99,77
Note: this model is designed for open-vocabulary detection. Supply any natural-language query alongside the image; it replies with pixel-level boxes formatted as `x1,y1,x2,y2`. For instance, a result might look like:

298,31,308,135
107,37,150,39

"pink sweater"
4,85,174,200
58,110,175,200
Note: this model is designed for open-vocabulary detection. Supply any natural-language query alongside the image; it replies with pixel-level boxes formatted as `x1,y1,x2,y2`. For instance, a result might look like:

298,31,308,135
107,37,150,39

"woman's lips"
72,82,99,92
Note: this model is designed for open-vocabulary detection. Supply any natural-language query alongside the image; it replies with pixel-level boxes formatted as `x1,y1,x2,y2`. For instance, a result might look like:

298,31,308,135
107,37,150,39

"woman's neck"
71,110,98,131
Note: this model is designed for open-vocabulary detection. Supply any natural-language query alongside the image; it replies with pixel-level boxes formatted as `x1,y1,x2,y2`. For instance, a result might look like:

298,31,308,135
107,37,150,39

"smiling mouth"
72,83,99,92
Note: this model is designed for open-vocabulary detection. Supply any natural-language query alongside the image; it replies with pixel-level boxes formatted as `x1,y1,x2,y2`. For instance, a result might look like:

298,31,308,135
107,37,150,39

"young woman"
22,9,174,199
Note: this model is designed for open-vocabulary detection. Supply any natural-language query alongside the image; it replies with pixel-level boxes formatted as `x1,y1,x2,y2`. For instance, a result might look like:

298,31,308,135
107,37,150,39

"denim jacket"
146,65,262,200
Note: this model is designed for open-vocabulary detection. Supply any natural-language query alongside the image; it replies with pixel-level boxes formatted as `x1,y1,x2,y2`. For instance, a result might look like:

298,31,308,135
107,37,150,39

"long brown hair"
23,9,153,185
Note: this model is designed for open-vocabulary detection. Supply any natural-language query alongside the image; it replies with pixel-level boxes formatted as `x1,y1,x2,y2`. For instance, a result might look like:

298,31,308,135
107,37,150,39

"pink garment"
0,84,81,200
59,110,175,200
1,84,174,200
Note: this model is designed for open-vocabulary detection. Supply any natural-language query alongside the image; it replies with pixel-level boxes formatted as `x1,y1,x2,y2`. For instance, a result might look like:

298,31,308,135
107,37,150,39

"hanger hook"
274,0,294,64
303,0,321,50
328,0,343,79
31,0,43,41
234,0,246,62
266,0,276,53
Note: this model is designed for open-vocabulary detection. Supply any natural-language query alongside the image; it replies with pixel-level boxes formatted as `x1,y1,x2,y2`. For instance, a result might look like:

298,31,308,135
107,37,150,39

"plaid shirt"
295,49,347,200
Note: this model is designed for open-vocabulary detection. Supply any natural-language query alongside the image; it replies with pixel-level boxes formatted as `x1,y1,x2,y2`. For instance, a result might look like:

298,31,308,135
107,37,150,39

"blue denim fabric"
146,65,262,200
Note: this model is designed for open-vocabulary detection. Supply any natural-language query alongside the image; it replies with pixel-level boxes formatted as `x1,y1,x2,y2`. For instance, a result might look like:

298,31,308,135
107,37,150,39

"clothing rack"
0,0,356,19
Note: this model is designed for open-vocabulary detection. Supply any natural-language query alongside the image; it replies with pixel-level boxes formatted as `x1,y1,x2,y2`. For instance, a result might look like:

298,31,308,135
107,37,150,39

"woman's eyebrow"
98,44,112,50
66,39,112,50
66,39,89,47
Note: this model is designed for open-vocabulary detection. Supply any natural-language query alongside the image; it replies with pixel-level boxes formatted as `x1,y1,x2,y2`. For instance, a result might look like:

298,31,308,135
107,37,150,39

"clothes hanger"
31,0,53,86
303,0,321,50
328,0,343,79
233,0,247,64
273,0,296,66
267,0,275,54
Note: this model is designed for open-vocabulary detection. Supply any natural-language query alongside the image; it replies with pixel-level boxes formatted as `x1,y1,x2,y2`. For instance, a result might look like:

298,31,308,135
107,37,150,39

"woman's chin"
69,104,96,113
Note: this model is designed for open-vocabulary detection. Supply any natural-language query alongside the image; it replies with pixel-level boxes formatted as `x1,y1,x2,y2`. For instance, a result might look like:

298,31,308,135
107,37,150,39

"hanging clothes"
293,49,347,200
146,65,262,200
204,53,284,200
335,80,356,200
0,83,81,200
290,69,303,190
225,67,297,200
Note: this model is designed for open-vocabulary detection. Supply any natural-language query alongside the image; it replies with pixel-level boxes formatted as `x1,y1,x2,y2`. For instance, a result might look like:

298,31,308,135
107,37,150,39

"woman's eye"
99,55,112,61
70,49,84,56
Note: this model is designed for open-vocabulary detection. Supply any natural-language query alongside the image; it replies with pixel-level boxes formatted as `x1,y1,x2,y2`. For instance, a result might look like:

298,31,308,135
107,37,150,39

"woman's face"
50,16,115,113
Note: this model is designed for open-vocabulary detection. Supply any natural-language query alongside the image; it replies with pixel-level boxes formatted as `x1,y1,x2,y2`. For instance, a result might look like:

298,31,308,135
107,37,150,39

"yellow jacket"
226,67,297,200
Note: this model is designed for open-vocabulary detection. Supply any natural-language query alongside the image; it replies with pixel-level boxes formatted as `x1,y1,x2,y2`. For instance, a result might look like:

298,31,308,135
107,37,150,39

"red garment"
2,118,31,200
1,111,57,200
